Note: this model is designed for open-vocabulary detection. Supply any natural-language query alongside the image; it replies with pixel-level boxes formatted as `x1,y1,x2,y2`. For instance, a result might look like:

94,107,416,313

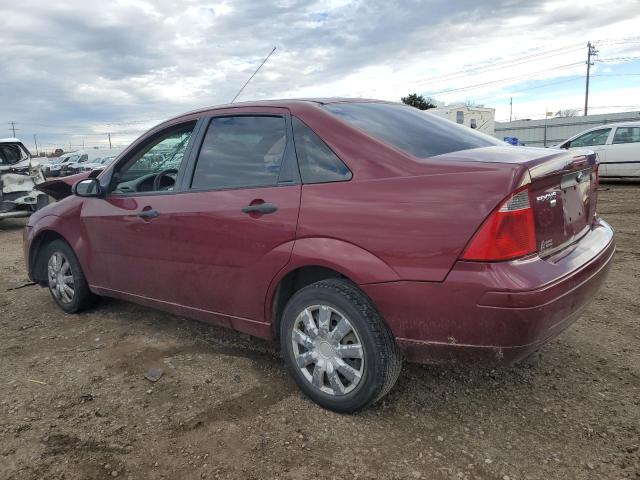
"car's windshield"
137,134,190,171
324,102,502,158
0,143,29,165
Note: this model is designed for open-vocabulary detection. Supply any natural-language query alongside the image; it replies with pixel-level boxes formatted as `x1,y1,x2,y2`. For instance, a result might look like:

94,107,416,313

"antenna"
230,47,277,104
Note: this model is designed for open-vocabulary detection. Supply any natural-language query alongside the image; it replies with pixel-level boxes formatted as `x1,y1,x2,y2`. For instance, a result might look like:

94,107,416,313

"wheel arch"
29,229,72,285
266,237,400,338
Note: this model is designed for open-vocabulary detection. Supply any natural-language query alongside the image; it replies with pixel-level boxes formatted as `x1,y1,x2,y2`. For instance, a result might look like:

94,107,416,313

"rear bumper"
362,218,615,365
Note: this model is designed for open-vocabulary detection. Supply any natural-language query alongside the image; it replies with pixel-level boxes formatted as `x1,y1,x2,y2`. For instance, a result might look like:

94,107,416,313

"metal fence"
495,111,640,147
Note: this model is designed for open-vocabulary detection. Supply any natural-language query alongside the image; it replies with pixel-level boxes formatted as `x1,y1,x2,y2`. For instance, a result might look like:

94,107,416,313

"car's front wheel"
44,239,96,313
280,279,402,412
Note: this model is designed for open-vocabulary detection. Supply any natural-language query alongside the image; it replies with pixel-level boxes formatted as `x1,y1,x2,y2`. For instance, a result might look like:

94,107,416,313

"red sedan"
24,99,615,412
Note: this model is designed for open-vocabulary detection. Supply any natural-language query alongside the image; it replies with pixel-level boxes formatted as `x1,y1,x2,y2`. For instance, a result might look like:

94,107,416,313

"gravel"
0,182,638,479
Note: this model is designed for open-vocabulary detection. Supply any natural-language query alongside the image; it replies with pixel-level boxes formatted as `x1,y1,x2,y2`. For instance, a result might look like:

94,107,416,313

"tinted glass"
324,102,501,158
191,116,286,190
612,127,640,144
292,117,351,184
113,124,194,194
570,128,611,147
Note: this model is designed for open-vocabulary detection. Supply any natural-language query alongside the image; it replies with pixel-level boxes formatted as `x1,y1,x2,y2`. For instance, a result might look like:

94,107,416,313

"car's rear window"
324,102,502,158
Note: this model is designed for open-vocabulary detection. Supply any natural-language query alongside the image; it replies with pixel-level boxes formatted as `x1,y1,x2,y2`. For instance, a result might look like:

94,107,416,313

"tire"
280,278,402,413
43,239,97,313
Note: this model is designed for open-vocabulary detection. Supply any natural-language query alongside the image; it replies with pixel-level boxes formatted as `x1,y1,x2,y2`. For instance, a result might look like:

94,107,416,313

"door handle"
241,202,278,215
137,209,160,219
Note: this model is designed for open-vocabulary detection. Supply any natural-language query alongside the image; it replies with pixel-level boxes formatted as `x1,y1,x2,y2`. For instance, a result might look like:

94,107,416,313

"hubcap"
291,305,364,396
47,252,75,304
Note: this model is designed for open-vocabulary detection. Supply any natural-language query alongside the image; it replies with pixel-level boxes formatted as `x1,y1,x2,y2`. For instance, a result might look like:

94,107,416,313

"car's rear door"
169,108,301,328
606,126,640,177
80,120,200,300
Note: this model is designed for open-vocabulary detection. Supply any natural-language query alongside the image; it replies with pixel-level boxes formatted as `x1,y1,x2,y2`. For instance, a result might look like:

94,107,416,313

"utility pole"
584,41,598,116
8,121,18,137
33,134,39,156
509,97,513,122
108,133,112,149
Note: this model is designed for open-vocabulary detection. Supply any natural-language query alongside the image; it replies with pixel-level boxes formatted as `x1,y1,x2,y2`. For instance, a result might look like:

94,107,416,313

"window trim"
184,112,300,194
105,119,204,198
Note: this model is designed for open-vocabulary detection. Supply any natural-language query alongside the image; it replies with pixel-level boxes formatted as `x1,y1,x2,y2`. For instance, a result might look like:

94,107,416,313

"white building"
429,104,496,135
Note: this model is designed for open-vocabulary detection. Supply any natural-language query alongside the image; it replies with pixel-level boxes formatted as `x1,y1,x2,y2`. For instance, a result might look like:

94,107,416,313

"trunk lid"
527,149,598,257
433,145,599,257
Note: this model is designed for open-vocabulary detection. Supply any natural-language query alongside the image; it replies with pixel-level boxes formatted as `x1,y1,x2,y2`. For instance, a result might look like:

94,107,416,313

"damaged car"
0,138,48,219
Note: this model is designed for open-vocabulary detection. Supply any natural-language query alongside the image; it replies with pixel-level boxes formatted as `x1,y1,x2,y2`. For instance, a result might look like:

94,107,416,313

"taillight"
461,185,537,261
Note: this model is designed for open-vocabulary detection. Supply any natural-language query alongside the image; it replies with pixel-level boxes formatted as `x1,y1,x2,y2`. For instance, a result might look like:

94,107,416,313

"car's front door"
566,128,611,176
606,126,640,177
80,121,199,301
169,111,301,328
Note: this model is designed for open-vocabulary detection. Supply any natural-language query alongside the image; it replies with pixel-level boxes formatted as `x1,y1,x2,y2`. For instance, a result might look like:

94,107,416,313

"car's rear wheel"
44,240,96,313
280,279,401,412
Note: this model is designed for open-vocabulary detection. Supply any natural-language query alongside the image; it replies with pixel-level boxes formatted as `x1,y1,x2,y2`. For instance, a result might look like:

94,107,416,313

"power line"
427,62,584,96
470,72,640,105
417,44,585,87
596,56,640,62
420,37,640,98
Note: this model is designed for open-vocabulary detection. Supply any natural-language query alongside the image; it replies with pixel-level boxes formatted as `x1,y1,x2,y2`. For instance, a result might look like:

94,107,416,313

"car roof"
0,137,22,143
173,97,397,121
585,121,640,130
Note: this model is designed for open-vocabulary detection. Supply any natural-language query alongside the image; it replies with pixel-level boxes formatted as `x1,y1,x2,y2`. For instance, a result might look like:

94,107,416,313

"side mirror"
561,142,570,149
72,178,102,197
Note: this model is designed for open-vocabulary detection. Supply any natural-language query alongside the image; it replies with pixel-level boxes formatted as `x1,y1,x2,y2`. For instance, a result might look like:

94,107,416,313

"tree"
558,109,579,118
401,93,436,110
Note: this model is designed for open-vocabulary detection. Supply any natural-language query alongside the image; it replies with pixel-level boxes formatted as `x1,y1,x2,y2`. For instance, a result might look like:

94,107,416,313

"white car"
46,154,79,177
557,121,640,177
0,138,48,219
78,155,116,172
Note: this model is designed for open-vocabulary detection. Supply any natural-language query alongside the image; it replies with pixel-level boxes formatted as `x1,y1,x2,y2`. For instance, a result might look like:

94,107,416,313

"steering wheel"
152,168,178,191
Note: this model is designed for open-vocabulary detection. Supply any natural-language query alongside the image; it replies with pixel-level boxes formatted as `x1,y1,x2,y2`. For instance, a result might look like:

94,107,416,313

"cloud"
1,0,639,150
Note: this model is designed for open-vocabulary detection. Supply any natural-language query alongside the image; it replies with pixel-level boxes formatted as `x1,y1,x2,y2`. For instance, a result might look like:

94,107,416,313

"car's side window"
612,127,640,144
111,123,195,195
570,128,611,148
291,117,352,184
190,116,287,190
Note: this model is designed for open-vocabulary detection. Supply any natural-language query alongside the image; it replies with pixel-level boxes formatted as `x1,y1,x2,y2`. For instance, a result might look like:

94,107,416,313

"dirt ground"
0,183,638,480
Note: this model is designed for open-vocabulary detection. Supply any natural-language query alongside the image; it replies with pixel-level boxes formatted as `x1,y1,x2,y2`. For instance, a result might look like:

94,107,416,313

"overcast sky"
1,0,639,152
